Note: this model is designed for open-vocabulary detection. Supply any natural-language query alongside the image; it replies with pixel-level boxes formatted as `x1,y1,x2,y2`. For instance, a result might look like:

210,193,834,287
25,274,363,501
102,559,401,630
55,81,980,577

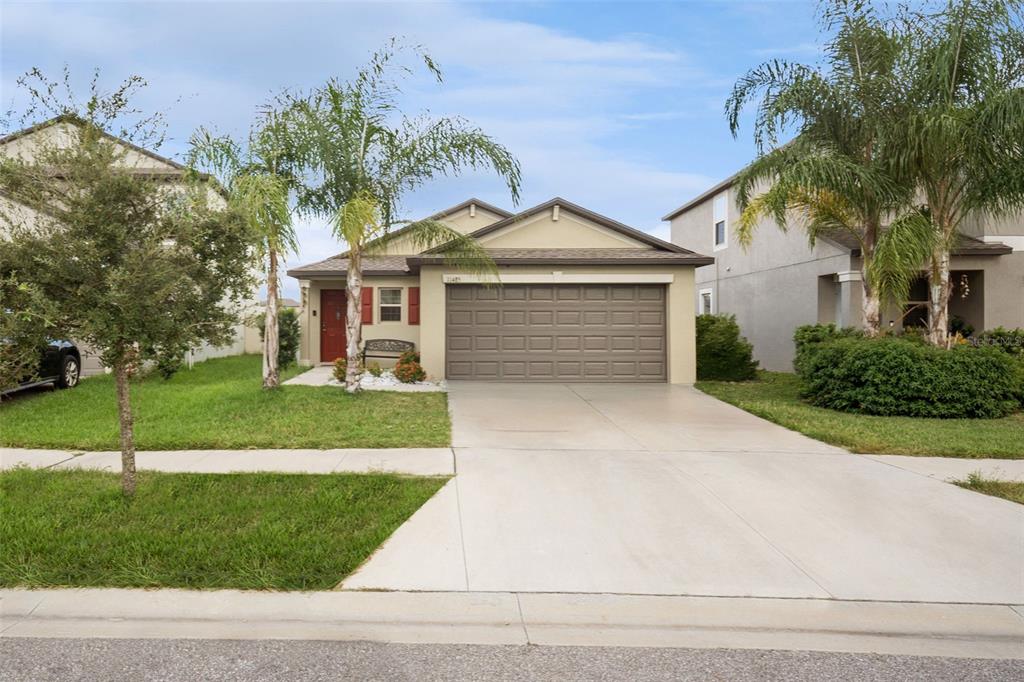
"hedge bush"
973,327,1024,358
258,307,301,368
797,337,1020,418
696,314,758,381
792,323,863,375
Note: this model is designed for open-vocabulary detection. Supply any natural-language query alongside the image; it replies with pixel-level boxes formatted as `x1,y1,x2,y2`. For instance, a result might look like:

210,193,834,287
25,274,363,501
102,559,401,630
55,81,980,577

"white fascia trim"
982,235,1024,251
442,273,675,284
835,270,862,283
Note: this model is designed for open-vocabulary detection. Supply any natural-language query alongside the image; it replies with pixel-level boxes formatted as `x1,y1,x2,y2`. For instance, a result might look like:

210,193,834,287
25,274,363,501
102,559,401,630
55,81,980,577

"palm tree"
725,1,932,334
889,0,1024,346
188,110,298,388
284,40,521,392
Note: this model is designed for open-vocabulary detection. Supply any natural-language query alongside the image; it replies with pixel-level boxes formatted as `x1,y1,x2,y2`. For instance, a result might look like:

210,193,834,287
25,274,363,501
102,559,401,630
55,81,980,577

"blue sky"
1,0,821,298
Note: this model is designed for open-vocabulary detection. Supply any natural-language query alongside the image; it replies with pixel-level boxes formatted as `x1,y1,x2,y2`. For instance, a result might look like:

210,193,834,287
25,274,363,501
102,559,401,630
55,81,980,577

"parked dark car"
2,340,82,395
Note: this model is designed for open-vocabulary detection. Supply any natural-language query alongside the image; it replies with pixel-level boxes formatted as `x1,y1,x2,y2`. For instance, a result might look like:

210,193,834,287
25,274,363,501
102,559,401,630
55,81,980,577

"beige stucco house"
288,198,713,383
667,173,1023,371
0,116,253,375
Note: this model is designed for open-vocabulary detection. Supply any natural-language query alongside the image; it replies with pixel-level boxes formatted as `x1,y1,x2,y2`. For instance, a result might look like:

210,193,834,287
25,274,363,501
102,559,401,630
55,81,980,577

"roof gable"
431,198,688,253
0,115,185,173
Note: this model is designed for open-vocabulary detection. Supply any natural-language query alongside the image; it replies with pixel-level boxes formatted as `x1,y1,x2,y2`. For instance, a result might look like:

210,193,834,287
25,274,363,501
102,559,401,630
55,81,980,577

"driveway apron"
342,382,1024,604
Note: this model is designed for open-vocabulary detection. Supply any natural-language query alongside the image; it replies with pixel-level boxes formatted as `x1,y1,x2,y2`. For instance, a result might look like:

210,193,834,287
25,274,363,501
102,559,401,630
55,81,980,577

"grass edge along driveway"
0,354,450,450
0,468,448,590
697,372,1024,459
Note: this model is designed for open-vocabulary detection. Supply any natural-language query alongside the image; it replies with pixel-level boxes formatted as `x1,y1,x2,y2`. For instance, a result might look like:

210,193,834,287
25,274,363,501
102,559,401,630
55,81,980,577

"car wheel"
58,356,80,389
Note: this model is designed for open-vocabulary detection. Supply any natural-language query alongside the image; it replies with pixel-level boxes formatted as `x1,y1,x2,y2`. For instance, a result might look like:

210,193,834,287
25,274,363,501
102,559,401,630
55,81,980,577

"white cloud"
3,0,732,300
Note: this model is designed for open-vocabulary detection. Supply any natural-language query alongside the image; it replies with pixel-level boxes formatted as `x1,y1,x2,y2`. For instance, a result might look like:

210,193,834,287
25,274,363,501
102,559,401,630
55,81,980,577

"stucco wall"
375,204,507,256
299,275,422,367
671,187,855,371
478,211,649,249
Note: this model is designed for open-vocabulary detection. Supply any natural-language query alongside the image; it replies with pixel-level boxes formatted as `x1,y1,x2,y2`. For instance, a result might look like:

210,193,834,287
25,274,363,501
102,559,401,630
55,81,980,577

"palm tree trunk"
113,358,137,498
263,249,280,389
928,247,952,347
859,223,881,336
345,249,363,393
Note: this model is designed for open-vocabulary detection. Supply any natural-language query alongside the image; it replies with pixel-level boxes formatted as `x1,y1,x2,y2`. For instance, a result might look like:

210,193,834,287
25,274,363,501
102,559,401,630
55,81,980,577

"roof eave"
406,255,714,272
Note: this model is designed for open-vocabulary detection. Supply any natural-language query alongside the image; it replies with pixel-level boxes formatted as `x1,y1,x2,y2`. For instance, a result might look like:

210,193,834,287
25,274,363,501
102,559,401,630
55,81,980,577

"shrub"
331,357,347,382
793,323,863,375
398,349,420,364
696,314,758,381
393,357,426,383
973,327,1024,358
798,336,1020,418
258,307,301,368
367,362,383,378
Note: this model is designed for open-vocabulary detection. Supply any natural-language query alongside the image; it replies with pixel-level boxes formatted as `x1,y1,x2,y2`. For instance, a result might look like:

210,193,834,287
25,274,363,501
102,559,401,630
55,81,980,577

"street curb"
3,589,1022,660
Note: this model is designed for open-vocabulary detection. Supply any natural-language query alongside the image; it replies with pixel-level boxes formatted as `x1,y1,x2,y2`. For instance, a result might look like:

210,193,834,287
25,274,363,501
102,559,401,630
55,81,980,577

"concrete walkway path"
343,382,1024,604
3,588,1022,660
0,448,453,476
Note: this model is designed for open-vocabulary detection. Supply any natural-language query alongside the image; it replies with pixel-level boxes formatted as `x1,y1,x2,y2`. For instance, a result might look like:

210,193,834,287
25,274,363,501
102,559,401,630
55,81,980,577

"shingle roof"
409,248,714,269
826,231,1013,256
286,254,411,278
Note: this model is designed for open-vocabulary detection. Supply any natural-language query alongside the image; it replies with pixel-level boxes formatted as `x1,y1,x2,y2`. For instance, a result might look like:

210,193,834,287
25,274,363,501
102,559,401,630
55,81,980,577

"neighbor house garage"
287,198,713,383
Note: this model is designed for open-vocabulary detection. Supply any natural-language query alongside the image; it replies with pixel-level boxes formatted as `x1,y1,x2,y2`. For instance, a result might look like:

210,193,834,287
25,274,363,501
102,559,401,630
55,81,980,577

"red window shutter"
361,287,373,325
409,287,420,325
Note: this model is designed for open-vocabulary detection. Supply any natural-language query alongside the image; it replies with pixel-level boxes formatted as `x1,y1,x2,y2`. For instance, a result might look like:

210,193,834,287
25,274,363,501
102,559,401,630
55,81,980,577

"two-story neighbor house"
287,198,713,383
667,173,1022,371
0,115,253,375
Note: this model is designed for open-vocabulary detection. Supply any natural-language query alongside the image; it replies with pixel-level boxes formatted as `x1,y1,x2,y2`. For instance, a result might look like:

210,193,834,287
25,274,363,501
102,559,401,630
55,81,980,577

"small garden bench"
362,339,416,365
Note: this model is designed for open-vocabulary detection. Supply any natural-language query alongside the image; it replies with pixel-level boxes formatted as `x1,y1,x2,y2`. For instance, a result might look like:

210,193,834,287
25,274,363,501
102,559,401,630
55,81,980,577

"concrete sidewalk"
3,588,1023,660
0,448,454,476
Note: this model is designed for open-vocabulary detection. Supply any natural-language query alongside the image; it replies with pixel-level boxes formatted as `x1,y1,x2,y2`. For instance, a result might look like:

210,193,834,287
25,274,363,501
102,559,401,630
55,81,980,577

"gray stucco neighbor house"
666,174,1024,371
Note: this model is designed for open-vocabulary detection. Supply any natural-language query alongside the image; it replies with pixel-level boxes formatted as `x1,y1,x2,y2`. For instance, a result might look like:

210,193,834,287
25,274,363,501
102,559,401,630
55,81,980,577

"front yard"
0,354,450,449
0,468,447,590
698,372,1024,459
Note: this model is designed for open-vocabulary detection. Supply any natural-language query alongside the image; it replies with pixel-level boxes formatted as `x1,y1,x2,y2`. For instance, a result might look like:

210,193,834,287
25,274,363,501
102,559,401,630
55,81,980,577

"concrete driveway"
343,383,1024,604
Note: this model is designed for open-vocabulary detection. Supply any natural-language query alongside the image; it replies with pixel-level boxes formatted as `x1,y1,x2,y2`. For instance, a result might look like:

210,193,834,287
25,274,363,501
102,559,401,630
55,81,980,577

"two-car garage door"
446,284,666,382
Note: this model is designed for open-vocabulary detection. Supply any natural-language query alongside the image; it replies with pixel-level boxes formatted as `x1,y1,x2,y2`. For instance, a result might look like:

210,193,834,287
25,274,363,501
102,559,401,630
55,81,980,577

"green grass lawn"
954,473,1024,505
0,468,447,590
697,372,1024,459
0,354,450,449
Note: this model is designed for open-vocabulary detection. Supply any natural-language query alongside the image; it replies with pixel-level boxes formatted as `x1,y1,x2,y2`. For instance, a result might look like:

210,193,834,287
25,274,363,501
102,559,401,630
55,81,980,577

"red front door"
320,289,347,362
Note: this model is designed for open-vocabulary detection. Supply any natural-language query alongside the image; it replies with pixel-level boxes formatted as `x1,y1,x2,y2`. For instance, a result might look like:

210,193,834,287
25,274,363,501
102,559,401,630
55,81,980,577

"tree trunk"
263,249,280,389
859,217,881,336
928,247,952,347
861,280,882,336
113,359,137,498
345,249,363,394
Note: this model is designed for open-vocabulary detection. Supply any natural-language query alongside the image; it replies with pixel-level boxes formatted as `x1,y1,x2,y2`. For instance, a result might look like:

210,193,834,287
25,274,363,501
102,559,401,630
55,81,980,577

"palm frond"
396,218,498,281
867,210,936,308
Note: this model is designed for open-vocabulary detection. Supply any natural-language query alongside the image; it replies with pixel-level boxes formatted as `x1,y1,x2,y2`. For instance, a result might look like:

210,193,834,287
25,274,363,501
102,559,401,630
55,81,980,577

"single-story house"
666,173,1023,371
287,198,713,383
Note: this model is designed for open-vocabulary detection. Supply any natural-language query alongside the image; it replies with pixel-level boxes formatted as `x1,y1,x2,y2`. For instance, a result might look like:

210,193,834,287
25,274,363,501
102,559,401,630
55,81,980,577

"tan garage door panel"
446,284,666,382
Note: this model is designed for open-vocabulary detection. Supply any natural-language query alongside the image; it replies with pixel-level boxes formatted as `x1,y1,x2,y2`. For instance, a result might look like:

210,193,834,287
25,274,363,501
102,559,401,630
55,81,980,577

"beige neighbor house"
666,173,1023,371
287,198,713,383
0,116,254,376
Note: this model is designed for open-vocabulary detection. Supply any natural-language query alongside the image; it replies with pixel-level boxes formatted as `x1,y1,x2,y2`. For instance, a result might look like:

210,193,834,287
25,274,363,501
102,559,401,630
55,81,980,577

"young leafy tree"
0,274,56,392
725,1,927,334
187,109,298,388
0,72,254,496
891,0,1024,346
285,40,521,392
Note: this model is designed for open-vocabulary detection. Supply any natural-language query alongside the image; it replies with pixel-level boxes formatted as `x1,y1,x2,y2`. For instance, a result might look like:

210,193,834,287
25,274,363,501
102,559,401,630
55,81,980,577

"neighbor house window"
699,288,713,315
379,288,402,322
713,193,728,251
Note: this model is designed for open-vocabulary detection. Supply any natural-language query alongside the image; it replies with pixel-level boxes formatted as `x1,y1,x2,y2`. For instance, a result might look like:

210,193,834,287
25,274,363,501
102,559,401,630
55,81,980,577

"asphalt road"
1,639,1021,681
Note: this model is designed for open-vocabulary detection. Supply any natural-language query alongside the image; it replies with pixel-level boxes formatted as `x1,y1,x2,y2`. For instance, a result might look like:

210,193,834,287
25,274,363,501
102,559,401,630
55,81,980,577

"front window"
379,288,402,322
